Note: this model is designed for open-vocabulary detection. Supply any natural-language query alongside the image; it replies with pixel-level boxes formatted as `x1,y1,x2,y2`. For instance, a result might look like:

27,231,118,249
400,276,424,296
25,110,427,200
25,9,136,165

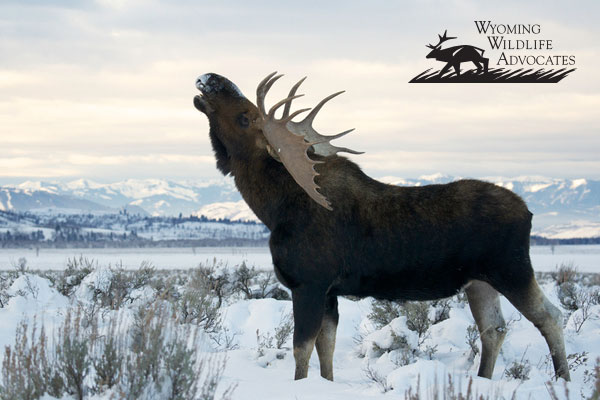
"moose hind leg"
292,287,327,380
503,278,570,381
465,280,506,378
315,296,339,381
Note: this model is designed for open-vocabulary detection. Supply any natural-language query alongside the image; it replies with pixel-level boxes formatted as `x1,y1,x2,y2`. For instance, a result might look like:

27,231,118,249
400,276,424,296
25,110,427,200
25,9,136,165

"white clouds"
0,0,598,182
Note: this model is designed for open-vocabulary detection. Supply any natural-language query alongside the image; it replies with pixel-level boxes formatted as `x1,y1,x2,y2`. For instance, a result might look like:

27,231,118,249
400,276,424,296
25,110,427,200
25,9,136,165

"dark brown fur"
194,73,570,382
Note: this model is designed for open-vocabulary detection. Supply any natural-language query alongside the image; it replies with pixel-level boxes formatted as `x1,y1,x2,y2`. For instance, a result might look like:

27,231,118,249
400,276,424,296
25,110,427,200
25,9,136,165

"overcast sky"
1,0,598,184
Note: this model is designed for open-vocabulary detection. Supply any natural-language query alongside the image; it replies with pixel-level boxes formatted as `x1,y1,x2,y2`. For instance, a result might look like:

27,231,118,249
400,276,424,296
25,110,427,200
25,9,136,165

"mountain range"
1,175,598,238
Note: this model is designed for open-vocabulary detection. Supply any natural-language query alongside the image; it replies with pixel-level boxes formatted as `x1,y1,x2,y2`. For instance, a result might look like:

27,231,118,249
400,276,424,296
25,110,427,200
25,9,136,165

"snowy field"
0,244,599,273
0,247,598,399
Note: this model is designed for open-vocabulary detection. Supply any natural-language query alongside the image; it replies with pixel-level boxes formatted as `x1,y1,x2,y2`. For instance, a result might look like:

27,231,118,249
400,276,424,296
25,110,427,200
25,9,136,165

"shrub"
126,305,166,397
190,263,232,307
56,256,96,297
163,327,199,400
55,308,90,400
557,281,579,311
177,269,222,333
0,303,234,400
553,262,578,286
13,257,29,275
364,363,392,393
0,318,50,400
93,318,123,391
504,360,531,381
570,289,597,333
503,348,531,381
590,358,600,400
0,271,16,308
368,299,453,344
389,332,417,366
465,324,480,362
232,262,258,299
87,263,157,310
368,300,403,329
401,302,431,344
404,375,492,400
255,312,294,359
274,312,294,349
430,298,452,324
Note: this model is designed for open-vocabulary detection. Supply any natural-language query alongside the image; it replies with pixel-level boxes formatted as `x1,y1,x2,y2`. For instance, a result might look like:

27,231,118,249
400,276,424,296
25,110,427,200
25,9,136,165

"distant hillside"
0,210,268,248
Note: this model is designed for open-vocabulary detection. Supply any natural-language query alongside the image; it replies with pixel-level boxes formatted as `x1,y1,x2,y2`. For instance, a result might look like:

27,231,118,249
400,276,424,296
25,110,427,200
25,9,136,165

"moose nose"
196,74,212,91
195,73,246,98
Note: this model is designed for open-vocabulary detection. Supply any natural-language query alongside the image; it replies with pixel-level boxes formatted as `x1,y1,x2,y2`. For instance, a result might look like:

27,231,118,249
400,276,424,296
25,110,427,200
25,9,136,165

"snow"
418,173,449,182
196,287,600,399
376,176,409,185
196,200,259,222
525,182,553,193
222,298,292,348
0,274,69,361
495,181,515,191
0,262,598,399
17,181,59,193
571,179,587,189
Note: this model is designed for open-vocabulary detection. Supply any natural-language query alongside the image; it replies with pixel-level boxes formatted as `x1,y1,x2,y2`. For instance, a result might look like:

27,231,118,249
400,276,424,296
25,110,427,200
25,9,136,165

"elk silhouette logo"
426,30,488,77
410,29,575,83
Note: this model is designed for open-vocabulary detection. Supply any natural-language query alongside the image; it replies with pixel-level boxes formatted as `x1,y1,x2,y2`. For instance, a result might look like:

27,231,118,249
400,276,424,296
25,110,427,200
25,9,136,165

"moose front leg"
292,287,326,380
315,295,339,381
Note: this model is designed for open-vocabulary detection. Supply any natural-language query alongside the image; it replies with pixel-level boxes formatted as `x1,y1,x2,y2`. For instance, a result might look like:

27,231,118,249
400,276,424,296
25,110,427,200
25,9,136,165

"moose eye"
237,113,249,128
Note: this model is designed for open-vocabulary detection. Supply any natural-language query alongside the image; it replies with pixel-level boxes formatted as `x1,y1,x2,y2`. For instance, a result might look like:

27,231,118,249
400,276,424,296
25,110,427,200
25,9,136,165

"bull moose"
426,30,489,77
193,72,570,382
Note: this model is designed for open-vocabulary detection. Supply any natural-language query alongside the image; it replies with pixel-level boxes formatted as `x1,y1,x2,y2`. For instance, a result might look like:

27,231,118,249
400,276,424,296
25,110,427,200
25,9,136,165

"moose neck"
229,150,304,231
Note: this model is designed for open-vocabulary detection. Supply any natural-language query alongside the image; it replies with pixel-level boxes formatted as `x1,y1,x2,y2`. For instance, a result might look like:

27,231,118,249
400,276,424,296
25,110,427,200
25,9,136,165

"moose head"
194,72,362,210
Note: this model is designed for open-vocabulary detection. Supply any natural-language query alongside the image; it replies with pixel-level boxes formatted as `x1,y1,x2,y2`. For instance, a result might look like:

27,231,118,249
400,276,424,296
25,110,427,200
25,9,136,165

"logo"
410,22,576,83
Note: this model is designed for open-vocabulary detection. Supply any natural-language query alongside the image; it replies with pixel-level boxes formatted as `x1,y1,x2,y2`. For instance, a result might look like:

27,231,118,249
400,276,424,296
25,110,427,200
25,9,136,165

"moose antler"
426,29,457,49
256,72,362,211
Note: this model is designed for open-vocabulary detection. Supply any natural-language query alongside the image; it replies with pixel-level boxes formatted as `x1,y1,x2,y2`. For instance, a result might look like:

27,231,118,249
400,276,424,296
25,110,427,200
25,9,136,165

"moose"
193,72,570,382
426,30,489,77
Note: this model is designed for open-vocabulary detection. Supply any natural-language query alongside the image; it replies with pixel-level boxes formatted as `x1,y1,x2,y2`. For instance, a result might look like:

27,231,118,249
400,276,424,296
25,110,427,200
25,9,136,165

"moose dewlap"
193,72,570,382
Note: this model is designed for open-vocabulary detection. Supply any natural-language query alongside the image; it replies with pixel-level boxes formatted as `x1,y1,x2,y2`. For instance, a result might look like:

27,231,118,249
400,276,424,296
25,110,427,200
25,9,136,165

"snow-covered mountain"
196,200,259,223
1,175,599,237
0,178,242,217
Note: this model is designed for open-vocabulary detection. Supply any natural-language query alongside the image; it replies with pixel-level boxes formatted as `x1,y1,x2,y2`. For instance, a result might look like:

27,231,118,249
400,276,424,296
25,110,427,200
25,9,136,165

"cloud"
0,0,598,182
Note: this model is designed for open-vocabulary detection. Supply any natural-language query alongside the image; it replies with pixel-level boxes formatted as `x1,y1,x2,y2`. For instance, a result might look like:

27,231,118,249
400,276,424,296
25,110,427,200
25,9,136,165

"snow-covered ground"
218,294,600,400
1,244,599,272
0,261,598,400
